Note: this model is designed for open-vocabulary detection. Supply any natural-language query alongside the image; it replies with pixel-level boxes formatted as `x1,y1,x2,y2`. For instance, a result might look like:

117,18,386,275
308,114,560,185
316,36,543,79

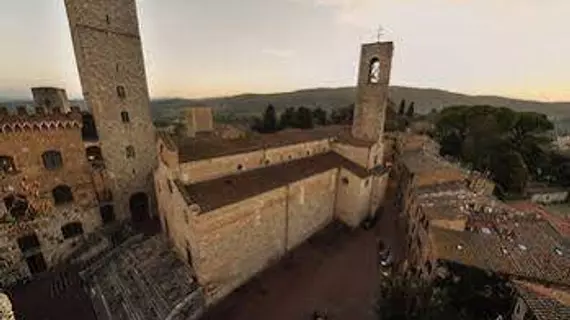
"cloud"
262,48,296,58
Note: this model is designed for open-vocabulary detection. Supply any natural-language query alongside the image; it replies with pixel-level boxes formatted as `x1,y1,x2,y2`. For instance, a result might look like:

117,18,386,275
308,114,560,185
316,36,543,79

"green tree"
406,102,415,118
261,104,278,133
279,107,297,129
296,107,314,129
312,107,328,126
434,105,553,194
330,104,354,125
398,99,406,115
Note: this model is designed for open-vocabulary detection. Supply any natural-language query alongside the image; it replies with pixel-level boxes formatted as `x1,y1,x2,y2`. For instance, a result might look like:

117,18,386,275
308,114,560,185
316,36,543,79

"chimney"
52,107,62,114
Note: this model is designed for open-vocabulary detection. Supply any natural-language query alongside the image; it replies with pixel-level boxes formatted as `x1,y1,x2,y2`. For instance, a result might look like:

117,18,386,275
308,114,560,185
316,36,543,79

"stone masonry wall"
334,168,372,227
0,124,101,285
351,42,393,142
190,188,288,304
31,87,72,113
65,0,158,221
186,107,214,137
286,170,337,250
179,139,331,184
157,162,342,304
179,150,265,184
331,142,371,169
369,172,389,215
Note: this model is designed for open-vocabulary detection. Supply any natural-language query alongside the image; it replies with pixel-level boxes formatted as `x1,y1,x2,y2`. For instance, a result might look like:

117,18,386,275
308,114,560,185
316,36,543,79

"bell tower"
351,41,394,142
64,0,157,221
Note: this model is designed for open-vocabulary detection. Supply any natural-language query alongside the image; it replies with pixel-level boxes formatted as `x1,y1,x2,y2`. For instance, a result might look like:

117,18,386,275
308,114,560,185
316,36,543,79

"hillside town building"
1,0,569,319
392,134,570,319
155,41,394,304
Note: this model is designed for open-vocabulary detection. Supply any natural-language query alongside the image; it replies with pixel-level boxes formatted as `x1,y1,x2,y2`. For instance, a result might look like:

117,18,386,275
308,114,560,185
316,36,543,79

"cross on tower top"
376,25,384,42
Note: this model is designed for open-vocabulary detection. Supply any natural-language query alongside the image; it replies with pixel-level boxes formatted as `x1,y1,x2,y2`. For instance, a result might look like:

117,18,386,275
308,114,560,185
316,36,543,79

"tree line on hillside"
251,99,417,134
432,105,557,195
251,104,354,133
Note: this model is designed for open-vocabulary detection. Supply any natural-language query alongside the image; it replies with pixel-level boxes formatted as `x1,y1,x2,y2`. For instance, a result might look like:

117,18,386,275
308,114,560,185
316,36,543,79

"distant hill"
149,86,570,124
3,86,570,124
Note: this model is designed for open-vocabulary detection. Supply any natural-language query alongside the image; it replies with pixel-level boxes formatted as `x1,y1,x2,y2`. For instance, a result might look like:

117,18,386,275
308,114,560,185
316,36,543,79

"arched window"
116,86,126,99
0,156,16,174
369,58,381,84
42,150,63,170
121,111,130,123
61,222,84,239
126,146,135,159
342,177,349,185
52,185,73,205
237,164,243,171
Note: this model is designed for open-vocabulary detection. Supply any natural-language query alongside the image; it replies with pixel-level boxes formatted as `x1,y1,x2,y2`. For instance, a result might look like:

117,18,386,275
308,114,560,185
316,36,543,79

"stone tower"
351,41,394,142
64,0,157,221
31,87,72,113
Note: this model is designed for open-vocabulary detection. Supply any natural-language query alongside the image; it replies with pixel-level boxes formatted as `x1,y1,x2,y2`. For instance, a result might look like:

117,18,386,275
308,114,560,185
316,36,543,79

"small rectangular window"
117,86,126,99
121,111,130,123
126,146,135,159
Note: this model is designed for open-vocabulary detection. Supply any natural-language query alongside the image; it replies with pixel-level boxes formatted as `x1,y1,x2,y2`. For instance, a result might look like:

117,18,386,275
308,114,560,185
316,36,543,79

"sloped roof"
513,281,570,320
81,235,204,320
431,223,570,287
159,125,377,163
181,152,383,213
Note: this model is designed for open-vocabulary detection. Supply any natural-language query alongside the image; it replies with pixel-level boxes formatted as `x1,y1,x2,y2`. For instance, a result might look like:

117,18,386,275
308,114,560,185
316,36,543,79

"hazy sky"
0,0,568,101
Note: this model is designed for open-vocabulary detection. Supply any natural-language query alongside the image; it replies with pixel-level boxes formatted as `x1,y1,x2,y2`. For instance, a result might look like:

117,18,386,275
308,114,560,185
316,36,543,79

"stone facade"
178,139,331,184
185,107,214,137
0,107,101,285
351,41,393,143
31,87,72,113
153,40,394,306
65,0,157,222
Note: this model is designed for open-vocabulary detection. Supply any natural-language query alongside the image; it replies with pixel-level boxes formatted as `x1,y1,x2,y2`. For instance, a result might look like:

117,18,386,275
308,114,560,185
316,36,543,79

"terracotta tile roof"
413,181,469,196
513,281,570,320
431,223,570,287
81,235,204,320
181,152,379,213
400,150,463,174
507,201,570,239
168,125,375,162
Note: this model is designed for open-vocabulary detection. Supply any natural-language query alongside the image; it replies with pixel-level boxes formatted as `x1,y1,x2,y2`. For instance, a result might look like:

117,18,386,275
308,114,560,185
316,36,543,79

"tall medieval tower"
351,41,394,142
64,0,157,221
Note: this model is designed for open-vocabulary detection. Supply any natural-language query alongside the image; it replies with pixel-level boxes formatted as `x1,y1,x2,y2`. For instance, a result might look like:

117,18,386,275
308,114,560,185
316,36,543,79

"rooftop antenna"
376,25,384,42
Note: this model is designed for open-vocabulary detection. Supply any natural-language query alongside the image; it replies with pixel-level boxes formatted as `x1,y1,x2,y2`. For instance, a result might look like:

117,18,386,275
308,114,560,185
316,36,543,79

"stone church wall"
263,139,330,166
179,150,265,184
332,142,371,169
157,162,342,304
190,188,288,304
334,168,372,227
179,139,330,184
286,169,337,250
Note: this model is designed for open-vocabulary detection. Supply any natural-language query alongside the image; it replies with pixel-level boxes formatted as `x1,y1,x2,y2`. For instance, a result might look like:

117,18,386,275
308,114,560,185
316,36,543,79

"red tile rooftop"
181,152,382,213
512,281,570,320
159,125,377,162
431,223,570,287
